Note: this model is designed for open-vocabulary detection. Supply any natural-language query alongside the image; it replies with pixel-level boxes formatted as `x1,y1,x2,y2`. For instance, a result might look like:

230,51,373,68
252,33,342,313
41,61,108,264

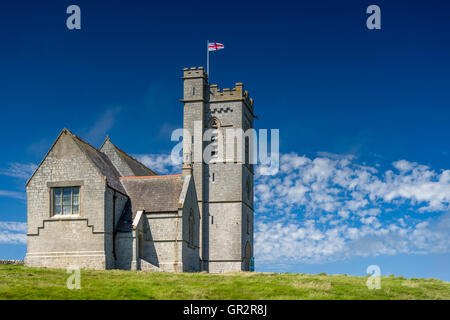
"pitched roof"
100,138,157,177
26,128,125,194
27,129,185,224
120,175,184,217
72,135,126,194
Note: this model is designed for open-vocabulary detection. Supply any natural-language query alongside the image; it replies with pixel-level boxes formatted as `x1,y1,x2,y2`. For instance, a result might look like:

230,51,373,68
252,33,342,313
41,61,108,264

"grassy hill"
0,264,448,300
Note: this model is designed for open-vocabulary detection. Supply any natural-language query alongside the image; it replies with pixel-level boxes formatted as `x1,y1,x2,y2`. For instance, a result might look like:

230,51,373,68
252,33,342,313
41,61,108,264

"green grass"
0,265,449,300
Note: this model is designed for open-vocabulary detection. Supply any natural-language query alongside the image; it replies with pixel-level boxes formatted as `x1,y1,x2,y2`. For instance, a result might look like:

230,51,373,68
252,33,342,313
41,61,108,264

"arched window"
246,213,251,235
189,209,195,247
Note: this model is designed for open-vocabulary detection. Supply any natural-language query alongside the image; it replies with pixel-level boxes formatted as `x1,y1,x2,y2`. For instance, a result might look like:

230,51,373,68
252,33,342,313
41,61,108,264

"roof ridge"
105,139,158,176
73,135,102,153
120,174,182,180
71,134,126,194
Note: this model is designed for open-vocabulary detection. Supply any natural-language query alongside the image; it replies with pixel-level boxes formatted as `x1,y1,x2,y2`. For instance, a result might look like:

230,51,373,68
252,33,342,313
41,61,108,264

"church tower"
181,67,255,273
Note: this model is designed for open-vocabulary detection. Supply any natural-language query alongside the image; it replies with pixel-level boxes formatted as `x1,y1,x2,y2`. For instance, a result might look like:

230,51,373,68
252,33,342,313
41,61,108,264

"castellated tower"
181,67,255,273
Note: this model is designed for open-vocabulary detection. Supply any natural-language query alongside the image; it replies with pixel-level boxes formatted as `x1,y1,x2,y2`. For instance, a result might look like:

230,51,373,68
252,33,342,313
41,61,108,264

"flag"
208,42,224,51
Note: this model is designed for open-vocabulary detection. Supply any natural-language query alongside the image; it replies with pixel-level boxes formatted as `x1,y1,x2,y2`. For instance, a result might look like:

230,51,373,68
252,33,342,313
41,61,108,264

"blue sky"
0,0,449,280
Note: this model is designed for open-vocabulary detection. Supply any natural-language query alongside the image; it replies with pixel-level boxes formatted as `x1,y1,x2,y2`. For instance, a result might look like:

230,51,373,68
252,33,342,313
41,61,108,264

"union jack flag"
208,42,224,51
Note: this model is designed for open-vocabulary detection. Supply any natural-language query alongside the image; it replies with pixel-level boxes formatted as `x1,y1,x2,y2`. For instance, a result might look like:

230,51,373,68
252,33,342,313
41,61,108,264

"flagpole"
207,40,210,78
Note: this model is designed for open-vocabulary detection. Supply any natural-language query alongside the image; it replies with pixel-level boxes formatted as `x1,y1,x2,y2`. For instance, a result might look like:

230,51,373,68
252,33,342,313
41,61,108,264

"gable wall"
100,140,134,176
25,132,110,269
100,140,156,177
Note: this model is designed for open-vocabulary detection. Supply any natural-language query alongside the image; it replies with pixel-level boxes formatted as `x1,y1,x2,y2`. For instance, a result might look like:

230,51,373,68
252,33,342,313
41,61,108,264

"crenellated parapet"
208,82,254,111
180,67,254,113
182,67,207,79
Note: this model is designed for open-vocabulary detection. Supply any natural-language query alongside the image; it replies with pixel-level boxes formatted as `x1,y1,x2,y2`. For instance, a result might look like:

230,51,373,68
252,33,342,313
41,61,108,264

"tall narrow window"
245,137,249,164
138,232,144,258
211,129,218,158
244,242,252,271
53,187,79,215
209,117,220,160
244,121,250,164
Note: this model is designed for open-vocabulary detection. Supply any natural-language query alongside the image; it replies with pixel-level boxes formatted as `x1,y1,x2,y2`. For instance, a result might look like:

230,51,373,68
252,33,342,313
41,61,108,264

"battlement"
183,67,207,79
181,67,254,110
208,82,254,109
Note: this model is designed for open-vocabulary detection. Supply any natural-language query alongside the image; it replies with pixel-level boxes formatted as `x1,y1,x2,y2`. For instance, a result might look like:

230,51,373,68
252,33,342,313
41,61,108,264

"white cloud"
0,162,37,179
0,231,26,244
0,190,26,200
392,159,416,172
254,152,450,265
0,222,27,232
134,154,180,175
255,154,450,216
0,221,27,244
255,212,450,264
118,151,450,265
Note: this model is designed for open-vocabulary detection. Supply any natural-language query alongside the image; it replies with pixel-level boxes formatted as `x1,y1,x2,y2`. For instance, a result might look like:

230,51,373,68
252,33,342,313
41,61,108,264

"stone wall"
25,131,109,270
140,212,183,272
181,68,255,273
136,175,201,272
180,176,201,272
23,68,254,273
104,187,129,269
115,232,134,270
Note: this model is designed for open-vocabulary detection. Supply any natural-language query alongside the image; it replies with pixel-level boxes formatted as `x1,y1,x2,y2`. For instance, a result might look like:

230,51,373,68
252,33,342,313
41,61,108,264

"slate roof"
72,135,127,194
28,128,185,233
120,175,184,218
100,138,157,177
74,134,184,231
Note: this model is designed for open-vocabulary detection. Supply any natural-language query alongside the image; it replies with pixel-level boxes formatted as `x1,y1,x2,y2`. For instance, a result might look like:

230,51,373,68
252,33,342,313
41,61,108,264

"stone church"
25,67,255,273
